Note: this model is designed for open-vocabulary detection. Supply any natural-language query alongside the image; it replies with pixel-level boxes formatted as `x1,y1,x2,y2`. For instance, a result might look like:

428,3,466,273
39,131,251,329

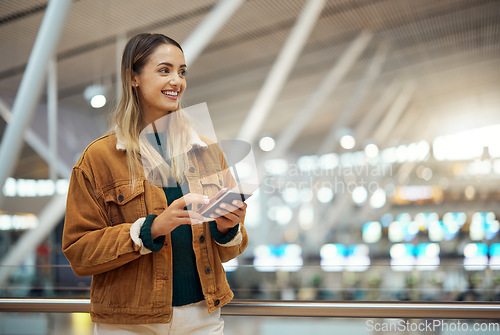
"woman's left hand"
210,200,247,234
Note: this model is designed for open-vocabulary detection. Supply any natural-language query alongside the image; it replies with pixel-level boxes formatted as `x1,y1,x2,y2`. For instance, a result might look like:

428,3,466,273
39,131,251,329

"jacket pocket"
199,171,225,199
103,181,146,225
92,258,146,308
90,272,107,304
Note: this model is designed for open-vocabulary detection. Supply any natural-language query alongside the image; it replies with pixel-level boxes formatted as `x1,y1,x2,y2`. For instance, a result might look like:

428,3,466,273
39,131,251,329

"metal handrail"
0,299,499,319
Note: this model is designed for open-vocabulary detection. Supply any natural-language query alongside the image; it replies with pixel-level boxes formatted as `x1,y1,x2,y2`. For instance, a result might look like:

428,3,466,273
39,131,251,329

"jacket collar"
115,127,208,151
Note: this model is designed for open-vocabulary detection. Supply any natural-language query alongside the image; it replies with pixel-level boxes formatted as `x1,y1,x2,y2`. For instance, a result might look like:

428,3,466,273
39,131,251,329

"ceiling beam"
372,81,416,145
255,30,372,182
236,0,326,144
0,0,495,82
317,81,410,235
271,31,373,157
182,0,245,67
351,80,402,150
347,84,416,223
0,98,71,179
0,3,47,26
316,41,388,155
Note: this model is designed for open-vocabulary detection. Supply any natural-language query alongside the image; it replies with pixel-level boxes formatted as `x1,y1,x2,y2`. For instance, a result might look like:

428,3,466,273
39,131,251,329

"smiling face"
132,43,187,126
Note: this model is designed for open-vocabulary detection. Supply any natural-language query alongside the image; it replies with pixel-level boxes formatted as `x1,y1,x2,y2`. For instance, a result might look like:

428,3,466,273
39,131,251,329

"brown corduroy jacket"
62,130,248,324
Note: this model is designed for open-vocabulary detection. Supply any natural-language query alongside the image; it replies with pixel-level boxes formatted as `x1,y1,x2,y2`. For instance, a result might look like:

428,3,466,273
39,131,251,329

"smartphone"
197,182,259,217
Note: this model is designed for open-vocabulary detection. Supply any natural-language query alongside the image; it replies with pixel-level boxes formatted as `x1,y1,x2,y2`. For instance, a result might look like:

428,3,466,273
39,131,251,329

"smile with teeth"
162,90,179,99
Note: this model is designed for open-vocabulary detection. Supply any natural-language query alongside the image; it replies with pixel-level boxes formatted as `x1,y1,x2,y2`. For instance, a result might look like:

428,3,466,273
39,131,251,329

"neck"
142,109,175,129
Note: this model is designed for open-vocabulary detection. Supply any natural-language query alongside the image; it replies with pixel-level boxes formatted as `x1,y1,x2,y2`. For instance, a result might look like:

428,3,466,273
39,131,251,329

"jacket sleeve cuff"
209,222,242,246
130,215,164,255
140,214,165,253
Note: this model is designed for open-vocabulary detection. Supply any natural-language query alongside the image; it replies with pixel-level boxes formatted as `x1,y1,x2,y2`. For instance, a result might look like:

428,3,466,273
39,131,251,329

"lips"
162,90,179,100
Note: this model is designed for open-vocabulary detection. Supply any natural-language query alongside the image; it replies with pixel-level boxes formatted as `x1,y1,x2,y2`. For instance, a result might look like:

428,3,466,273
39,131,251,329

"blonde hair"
112,33,192,185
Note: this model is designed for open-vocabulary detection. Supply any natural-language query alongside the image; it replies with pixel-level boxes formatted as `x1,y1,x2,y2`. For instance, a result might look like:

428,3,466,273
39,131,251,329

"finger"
175,217,201,225
214,215,240,229
214,207,230,217
211,209,239,222
219,202,238,212
221,204,246,218
210,205,245,219
185,210,206,222
169,207,202,219
173,209,207,223
231,200,247,210
173,193,209,209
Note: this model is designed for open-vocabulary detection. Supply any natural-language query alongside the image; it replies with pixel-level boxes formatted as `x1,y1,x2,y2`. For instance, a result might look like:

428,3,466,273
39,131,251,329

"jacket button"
189,166,195,173
214,299,220,306
197,203,202,209
118,194,124,202
219,179,223,186
205,267,211,274
199,235,205,242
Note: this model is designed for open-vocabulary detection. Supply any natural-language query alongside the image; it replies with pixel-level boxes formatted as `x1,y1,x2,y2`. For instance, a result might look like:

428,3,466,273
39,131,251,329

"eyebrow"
157,62,187,68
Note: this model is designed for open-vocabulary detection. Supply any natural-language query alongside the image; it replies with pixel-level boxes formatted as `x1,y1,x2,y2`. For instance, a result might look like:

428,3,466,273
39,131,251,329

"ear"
130,71,140,88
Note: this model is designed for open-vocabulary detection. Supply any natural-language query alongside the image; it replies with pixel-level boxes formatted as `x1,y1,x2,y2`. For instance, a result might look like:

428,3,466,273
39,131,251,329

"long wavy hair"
112,33,193,185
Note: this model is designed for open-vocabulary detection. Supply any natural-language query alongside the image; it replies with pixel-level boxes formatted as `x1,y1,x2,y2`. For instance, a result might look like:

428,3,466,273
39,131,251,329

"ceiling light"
370,189,387,209
352,186,367,205
317,187,334,203
90,95,106,108
340,135,356,150
84,84,107,109
364,143,379,158
259,136,275,151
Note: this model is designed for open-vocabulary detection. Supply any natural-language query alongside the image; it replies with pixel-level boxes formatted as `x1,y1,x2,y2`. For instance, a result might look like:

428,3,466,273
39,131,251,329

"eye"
159,68,169,74
179,70,187,77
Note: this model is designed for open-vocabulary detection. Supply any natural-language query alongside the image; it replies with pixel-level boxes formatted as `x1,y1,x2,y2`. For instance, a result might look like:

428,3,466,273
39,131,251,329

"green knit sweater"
140,184,239,306
139,133,239,306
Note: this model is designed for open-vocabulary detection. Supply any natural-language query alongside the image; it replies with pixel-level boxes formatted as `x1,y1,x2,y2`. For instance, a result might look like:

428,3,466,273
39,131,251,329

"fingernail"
220,203,226,208
216,209,221,214
232,200,238,205
210,214,215,218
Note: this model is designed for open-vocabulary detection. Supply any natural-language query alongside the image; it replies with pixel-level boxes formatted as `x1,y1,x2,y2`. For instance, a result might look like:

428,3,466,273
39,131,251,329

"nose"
169,73,182,88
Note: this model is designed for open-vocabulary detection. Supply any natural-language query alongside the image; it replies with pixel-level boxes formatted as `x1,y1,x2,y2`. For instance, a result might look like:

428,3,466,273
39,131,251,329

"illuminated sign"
390,243,415,272
463,243,488,271
253,244,303,272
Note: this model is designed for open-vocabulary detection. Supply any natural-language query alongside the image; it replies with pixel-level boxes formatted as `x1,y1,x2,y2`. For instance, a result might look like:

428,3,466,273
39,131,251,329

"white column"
0,0,72,206
237,0,326,144
47,57,58,182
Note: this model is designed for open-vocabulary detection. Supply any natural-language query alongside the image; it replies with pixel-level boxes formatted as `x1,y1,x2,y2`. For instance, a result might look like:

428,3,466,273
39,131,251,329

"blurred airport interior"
0,0,500,333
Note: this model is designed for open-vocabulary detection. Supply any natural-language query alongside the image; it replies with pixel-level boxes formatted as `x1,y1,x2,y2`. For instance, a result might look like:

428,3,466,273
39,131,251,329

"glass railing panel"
0,264,90,299
226,262,500,302
0,263,499,302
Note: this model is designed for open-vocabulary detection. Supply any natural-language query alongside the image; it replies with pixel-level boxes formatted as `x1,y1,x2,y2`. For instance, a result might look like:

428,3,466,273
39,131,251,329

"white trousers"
93,300,224,335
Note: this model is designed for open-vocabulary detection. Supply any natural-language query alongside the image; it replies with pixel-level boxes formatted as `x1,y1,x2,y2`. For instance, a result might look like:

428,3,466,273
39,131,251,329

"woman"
63,33,248,334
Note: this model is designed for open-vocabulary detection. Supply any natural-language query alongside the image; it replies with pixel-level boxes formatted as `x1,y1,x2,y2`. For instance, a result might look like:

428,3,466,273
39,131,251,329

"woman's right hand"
151,193,209,239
